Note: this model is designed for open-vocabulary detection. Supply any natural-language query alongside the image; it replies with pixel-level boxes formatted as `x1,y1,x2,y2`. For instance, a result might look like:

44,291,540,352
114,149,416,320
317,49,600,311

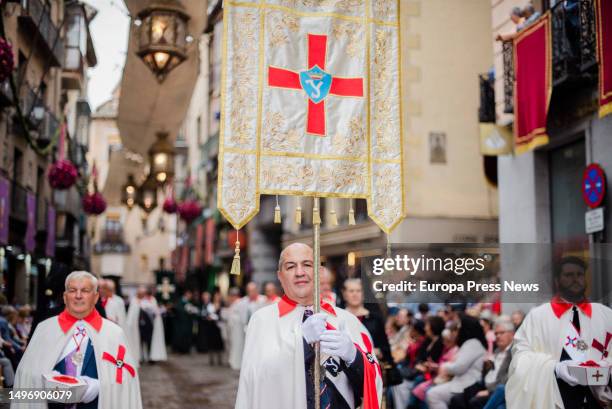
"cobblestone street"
139,353,239,409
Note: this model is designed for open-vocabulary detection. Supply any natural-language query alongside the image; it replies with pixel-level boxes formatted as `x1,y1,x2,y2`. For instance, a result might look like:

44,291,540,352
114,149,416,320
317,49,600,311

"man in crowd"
12,271,142,408
507,256,612,408
100,279,126,329
235,243,382,409
449,317,514,409
244,282,266,323
171,289,198,354
264,281,280,304
126,286,167,365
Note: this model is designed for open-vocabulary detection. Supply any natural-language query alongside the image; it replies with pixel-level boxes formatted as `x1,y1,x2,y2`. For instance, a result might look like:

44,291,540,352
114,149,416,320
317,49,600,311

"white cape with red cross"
11,315,142,409
218,1,404,233
235,301,383,409
506,302,612,409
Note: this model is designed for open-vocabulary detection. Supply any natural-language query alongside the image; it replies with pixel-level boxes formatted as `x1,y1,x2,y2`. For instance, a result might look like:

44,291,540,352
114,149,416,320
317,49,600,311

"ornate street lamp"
135,0,190,82
148,132,174,184
137,173,159,213
122,174,137,209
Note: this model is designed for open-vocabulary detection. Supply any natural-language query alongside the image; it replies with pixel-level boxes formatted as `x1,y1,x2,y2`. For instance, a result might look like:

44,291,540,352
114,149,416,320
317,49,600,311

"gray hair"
494,316,515,332
65,271,99,292
511,6,522,17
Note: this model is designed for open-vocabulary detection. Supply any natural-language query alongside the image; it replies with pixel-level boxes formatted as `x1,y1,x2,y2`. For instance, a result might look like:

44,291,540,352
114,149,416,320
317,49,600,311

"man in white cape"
126,286,167,365
100,280,126,329
235,243,382,409
12,271,142,409
506,256,612,408
225,287,245,370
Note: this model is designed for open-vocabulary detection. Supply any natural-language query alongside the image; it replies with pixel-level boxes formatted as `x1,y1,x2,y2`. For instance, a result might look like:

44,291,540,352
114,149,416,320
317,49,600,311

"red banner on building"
596,0,612,117
513,14,551,154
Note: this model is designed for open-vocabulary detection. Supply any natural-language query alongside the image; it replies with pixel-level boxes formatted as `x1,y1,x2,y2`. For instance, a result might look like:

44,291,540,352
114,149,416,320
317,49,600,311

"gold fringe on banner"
312,199,321,225
274,195,281,224
230,233,241,275
330,209,338,226
348,200,356,226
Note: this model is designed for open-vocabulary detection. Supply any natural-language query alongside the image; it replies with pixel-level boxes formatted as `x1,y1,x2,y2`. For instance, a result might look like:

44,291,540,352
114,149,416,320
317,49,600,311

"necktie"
303,309,313,322
572,306,581,334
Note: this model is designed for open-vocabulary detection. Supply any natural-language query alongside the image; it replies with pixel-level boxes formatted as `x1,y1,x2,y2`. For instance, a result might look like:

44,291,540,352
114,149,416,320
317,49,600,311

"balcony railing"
16,84,59,142
478,73,496,123
551,0,597,85
19,0,64,67
502,41,514,114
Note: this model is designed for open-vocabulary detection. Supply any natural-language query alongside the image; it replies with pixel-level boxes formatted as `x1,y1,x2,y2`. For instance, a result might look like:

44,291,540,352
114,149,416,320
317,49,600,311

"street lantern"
137,173,159,213
149,132,174,184
122,174,137,209
135,0,190,82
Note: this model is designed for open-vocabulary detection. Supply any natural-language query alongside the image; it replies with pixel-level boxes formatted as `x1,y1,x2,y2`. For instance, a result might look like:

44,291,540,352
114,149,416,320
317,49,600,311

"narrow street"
139,354,239,409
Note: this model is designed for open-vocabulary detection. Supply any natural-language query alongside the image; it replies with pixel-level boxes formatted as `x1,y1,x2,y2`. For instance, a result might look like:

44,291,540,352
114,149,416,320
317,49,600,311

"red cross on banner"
268,34,364,136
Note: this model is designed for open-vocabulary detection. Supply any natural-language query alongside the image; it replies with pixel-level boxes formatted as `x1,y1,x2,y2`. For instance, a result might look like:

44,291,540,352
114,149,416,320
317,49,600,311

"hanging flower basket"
163,196,177,214
177,199,201,224
82,191,107,215
0,37,14,83
48,159,78,190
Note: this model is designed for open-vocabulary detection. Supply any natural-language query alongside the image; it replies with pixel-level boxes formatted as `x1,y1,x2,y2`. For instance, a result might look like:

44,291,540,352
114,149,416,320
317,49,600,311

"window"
549,139,587,245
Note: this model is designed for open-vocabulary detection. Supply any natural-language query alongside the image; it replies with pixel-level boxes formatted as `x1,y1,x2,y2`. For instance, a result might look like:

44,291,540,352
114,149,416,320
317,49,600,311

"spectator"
426,315,487,409
15,306,32,342
510,310,525,329
416,303,430,320
495,7,524,42
449,317,515,409
518,3,541,30
410,323,460,408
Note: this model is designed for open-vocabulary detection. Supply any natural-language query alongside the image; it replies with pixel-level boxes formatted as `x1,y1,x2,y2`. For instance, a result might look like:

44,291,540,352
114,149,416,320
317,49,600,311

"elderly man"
100,280,126,329
12,271,142,409
235,243,382,409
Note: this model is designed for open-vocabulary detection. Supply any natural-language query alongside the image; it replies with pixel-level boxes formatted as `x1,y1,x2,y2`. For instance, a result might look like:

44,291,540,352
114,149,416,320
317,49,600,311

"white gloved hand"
320,321,357,365
80,376,100,404
302,312,327,344
555,360,581,387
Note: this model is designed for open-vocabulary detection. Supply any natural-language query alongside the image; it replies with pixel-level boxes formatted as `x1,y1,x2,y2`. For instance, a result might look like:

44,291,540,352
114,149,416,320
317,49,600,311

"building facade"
0,0,96,305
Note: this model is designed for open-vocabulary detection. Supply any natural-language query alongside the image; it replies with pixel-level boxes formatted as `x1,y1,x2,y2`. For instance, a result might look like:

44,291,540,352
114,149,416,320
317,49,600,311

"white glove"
555,360,580,387
80,376,100,404
320,322,357,365
302,312,327,344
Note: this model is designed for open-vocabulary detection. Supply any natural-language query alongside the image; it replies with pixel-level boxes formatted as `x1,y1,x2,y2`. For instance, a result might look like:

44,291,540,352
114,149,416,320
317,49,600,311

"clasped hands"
302,312,356,365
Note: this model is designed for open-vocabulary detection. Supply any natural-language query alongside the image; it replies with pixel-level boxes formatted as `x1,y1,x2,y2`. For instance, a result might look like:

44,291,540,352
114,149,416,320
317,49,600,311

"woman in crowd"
410,323,460,409
342,278,392,363
426,315,487,409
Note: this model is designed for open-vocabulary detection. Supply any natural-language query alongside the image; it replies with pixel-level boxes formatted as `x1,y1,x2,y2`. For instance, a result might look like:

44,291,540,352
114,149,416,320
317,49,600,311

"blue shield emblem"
299,65,332,104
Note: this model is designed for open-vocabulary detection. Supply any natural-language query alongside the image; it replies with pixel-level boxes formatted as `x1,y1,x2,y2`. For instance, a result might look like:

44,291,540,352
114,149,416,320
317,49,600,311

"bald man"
235,243,382,409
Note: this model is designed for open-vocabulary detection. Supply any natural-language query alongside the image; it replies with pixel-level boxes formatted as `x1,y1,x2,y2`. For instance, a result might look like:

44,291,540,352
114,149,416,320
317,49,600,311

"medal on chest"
71,326,87,365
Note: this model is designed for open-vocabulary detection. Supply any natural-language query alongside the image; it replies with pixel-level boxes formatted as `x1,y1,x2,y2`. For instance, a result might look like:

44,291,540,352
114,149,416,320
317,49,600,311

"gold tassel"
330,209,338,226
230,238,241,275
295,206,302,224
312,202,321,225
348,201,356,225
274,195,281,224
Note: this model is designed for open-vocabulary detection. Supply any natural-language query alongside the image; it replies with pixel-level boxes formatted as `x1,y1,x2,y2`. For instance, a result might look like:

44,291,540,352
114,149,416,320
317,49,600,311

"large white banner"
218,0,404,233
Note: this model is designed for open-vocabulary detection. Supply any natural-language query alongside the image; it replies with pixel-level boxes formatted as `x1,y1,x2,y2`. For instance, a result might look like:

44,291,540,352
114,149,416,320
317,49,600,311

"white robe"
506,302,612,409
104,295,127,329
235,300,383,409
227,299,246,370
12,312,142,409
126,296,167,365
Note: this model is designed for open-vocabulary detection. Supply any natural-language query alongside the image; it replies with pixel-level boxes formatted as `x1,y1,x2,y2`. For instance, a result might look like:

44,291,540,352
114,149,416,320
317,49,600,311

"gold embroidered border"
221,146,401,164
228,1,398,27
